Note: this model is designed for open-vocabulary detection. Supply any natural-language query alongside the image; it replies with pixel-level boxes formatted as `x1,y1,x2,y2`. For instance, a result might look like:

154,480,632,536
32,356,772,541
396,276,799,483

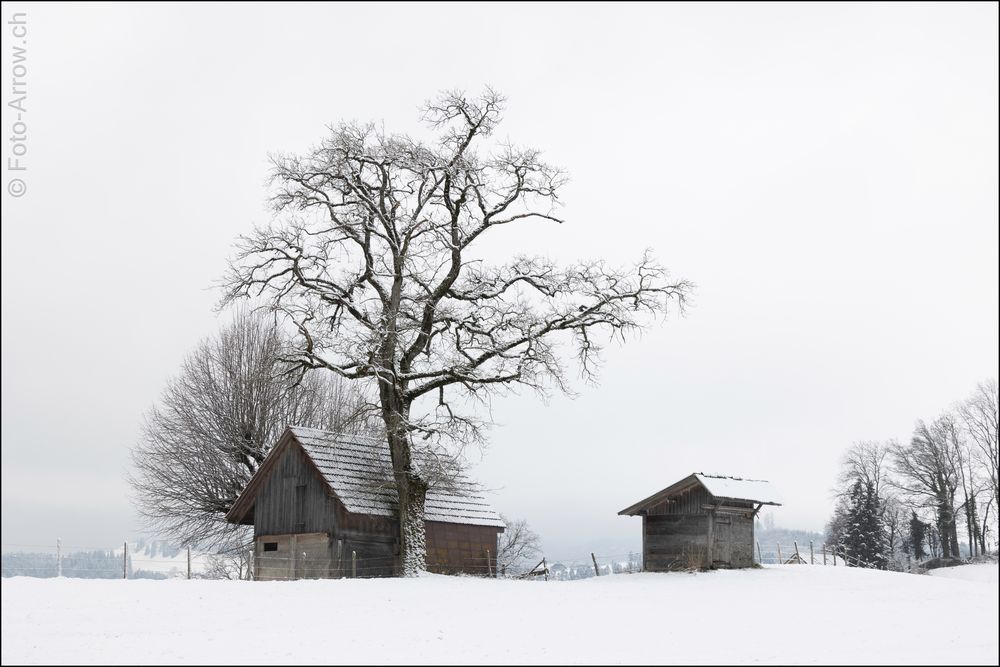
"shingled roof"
226,426,504,528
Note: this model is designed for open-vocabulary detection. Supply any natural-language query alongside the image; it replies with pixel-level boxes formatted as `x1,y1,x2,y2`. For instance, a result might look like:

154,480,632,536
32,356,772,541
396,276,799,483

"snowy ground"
2,564,997,665
926,562,999,583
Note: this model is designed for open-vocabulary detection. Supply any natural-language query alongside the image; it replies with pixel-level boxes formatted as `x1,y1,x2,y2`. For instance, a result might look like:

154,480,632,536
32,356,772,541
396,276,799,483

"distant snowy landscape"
2,564,996,665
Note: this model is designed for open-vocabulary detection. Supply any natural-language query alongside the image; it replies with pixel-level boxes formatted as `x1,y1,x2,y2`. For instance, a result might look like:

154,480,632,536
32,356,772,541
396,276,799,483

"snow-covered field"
2,564,997,665
927,562,999,583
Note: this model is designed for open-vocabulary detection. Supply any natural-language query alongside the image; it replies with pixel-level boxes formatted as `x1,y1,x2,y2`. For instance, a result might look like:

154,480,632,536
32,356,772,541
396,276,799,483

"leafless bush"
496,515,542,576
130,310,374,551
200,546,254,580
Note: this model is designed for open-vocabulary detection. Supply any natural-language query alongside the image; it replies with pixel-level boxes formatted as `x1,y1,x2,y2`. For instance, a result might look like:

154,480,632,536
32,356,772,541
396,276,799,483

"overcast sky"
2,3,997,558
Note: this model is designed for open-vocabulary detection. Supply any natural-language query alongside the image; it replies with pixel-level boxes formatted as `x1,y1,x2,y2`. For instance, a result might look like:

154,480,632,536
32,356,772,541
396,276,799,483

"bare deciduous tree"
130,310,371,552
882,495,905,569
958,380,999,519
200,547,254,580
892,417,962,559
955,435,985,557
495,515,542,576
222,89,692,575
837,440,892,501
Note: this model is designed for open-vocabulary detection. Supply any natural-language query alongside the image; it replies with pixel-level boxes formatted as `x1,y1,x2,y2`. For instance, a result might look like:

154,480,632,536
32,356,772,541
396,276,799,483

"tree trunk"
948,518,961,559
382,390,429,577
979,502,990,555
963,499,974,557
398,471,428,577
936,507,952,559
960,461,978,557
937,498,962,559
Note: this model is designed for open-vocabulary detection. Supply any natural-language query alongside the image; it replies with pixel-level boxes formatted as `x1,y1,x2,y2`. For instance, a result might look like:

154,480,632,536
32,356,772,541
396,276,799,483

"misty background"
2,3,997,558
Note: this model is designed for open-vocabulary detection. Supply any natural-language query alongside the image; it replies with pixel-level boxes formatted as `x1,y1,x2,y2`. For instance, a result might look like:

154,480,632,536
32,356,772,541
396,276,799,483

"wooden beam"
642,515,647,572
701,504,754,514
706,509,715,568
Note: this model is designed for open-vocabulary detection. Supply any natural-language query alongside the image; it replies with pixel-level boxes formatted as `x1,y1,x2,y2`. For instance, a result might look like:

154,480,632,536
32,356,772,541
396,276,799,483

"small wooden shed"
226,426,504,579
618,473,781,570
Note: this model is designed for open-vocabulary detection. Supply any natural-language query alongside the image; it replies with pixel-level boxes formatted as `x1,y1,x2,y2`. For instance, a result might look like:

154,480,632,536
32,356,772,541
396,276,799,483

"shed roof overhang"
618,472,782,516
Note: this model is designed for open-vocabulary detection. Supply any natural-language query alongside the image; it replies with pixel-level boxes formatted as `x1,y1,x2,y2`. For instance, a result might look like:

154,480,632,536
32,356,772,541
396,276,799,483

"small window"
263,542,278,552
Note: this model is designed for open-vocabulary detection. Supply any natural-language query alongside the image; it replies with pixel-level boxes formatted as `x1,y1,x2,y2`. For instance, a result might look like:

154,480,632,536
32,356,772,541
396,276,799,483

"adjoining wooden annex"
619,473,781,570
226,426,504,580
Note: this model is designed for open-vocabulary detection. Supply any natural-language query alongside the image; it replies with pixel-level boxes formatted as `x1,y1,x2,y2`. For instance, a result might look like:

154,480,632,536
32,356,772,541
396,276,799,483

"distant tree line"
1,550,167,580
826,380,998,570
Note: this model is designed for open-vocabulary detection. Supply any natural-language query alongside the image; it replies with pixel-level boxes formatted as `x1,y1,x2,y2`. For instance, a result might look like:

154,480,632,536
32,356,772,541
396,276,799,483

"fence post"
123,541,128,579
187,545,191,580
776,543,782,564
57,538,62,578
833,546,837,566
591,552,600,577
352,550,357,579
794,541,801,563
809,541,814,565
486,549,492,578
756,540,762,565
542,557,548,581
822,543,827,565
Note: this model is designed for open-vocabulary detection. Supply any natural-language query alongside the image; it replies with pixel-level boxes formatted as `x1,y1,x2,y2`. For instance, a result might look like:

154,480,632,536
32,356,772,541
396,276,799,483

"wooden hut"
225,426,504,580
618,473,781,570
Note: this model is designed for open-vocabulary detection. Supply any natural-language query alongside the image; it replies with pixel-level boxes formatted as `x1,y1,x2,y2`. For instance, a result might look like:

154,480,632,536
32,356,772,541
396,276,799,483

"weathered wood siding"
644,514,711,570
253,443,339,538
334,500,398,577
647,484,711,516
712,512,754,567
249,442,500,579
643,494,757,570
426,522,498,575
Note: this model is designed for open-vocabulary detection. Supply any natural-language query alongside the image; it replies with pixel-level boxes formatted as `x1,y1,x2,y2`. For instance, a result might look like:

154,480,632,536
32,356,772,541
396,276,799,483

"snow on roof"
618,472,782,515
290,426,505,529
694,473,782,505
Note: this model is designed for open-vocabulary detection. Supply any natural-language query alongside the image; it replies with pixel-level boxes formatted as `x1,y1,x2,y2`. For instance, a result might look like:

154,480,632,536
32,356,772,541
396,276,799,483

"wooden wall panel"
253,445,338,538
643,512,756,570
426,522,499,575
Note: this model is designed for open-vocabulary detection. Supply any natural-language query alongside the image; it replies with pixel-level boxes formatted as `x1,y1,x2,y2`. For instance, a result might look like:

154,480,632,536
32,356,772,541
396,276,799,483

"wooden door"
713,515,733,566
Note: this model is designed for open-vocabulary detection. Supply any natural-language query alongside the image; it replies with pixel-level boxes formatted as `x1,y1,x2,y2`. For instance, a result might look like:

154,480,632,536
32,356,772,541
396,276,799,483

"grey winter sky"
2,3,997,557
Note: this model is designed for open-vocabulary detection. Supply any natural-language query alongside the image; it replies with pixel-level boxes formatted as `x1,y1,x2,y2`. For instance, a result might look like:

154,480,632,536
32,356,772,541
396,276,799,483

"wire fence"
1,539,875,581
0,541,646,581
755,541,894,568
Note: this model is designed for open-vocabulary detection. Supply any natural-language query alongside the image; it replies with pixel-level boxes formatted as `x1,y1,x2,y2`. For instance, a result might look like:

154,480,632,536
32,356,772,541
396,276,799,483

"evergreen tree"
842,480,889,569
908,511,928,561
